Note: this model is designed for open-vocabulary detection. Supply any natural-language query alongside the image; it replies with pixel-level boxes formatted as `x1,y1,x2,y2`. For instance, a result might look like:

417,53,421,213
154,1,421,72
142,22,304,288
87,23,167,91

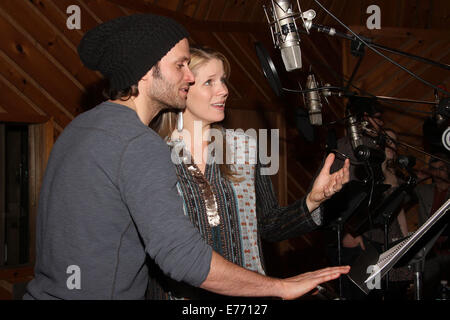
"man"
415,155,450,299
24,14,350,300
416,156,450,228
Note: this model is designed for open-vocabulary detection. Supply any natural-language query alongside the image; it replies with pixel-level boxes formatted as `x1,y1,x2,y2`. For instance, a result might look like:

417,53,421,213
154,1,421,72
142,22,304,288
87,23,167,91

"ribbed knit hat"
78,14,189,91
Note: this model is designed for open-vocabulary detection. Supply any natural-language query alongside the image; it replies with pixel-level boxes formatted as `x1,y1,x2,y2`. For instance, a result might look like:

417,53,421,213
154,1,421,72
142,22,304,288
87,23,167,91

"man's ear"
140,67,154,82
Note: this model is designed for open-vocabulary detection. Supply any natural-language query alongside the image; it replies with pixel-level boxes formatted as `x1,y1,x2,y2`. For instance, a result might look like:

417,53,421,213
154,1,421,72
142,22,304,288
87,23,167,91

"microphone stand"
301,22,448,105
378,175,417,297
407,223,448,300
376,130,450,167
334,217,344,299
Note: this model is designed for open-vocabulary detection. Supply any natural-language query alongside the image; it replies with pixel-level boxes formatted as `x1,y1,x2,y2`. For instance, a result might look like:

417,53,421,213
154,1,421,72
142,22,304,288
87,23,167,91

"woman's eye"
204,80,211,85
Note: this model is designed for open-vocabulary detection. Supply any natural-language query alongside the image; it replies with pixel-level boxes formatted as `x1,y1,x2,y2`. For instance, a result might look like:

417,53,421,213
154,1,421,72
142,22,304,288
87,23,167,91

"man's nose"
185,67,195,83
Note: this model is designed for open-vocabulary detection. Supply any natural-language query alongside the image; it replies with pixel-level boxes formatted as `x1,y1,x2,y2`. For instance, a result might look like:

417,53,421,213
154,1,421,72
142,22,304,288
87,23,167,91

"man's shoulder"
69,101,161,143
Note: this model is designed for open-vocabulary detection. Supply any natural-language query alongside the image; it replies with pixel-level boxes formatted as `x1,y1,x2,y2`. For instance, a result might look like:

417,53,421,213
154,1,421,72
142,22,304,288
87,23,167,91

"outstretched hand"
306,153,350,212
280,266,351,300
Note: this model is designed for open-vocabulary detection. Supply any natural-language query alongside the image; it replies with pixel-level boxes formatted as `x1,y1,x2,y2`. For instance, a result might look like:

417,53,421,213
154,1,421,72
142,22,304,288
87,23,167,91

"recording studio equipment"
254,42,283,97
347,115,364,150
305,73,323,125
442,127,450,152
354,145,386,163
263,0,316,71
348,199,450,298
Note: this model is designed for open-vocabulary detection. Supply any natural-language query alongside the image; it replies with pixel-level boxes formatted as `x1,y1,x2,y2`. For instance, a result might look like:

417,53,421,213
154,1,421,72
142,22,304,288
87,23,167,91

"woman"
342,128,413,299
148,46,349,299
342,129,409,249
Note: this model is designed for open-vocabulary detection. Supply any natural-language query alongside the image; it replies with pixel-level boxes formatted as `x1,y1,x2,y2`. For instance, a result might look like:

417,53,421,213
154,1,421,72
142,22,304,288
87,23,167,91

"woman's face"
184,58,228,126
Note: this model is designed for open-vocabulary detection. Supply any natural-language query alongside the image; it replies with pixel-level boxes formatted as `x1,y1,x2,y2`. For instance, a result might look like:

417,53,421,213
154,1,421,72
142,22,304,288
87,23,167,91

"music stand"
347,199,450,297
371,177,417,290
408,224,447,300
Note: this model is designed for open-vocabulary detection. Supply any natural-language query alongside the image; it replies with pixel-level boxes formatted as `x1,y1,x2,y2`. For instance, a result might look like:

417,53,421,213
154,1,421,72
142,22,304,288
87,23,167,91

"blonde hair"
150,46,242,181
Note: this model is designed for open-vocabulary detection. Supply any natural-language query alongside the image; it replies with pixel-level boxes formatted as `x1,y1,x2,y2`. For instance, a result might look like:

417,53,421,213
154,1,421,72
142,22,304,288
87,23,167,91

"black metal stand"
406,224,448,300
410,248,426,300
330,217,345,300
335,217,344,299
383,216,390,291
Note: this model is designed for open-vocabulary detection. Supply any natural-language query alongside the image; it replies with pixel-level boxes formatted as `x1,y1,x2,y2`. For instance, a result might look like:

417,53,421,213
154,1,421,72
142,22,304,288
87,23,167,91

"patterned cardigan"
146,130,322,299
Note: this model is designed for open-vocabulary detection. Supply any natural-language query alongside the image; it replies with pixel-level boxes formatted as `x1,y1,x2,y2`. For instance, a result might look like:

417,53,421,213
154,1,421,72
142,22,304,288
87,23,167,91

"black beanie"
78,14,189,91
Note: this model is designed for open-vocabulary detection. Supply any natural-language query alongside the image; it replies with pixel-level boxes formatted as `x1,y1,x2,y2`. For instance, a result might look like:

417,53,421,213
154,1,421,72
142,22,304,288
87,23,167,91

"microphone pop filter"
254,42,282,97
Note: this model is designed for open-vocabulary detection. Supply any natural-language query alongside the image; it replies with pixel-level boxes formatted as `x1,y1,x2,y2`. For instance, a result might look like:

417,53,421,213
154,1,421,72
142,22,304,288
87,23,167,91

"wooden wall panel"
203,0,226,21
0,9,86,116
81,0,130,22
28,0,85,47
0,52,71,130
0,77,44,119
0,1,100,87
177,0,197,17
0,125,4,267
192,0,211,20
28,119,54,264
153,0,180,12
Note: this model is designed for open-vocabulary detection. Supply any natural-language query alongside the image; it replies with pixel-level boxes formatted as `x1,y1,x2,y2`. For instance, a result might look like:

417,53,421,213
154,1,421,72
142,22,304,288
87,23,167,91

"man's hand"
306,153,350,212
279,266,351,300
202,251,350,300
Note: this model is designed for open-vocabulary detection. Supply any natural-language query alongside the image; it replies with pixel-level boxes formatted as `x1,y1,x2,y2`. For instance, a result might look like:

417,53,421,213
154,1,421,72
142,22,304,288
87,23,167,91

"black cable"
312,0,450,97
365,161,375,235
297,47,433,116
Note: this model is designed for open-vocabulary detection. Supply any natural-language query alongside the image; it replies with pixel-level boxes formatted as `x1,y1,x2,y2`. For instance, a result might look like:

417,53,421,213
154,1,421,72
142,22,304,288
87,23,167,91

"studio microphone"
263,1,315,71
305,73,322,125
347,115,385,162
347,115,364,150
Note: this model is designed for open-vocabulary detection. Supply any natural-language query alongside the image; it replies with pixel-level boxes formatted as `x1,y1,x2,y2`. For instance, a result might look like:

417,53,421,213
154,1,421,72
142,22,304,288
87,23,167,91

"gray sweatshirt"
24,102,212,299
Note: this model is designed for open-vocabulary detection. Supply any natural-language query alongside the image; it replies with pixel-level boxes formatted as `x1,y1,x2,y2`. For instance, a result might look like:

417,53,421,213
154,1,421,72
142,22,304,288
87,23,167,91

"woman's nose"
217,82,228,97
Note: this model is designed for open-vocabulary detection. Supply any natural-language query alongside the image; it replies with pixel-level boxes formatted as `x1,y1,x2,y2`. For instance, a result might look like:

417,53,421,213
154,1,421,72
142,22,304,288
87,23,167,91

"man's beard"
149,66,186,112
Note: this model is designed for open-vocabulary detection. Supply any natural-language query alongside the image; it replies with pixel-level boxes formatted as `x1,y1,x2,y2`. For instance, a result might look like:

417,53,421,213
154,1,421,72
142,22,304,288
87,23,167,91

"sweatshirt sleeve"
118,132,212,287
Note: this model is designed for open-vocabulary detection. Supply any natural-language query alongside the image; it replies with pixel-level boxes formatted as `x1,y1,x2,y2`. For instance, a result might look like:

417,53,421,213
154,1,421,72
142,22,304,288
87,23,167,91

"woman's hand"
306,153,350,212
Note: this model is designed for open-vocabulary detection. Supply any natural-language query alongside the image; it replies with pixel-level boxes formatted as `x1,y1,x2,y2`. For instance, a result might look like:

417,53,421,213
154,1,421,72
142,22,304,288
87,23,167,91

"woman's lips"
211,103,225,110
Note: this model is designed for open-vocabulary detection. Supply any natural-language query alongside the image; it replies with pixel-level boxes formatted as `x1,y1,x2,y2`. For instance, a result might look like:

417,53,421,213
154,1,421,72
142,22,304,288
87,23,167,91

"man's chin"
157,100,186,112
